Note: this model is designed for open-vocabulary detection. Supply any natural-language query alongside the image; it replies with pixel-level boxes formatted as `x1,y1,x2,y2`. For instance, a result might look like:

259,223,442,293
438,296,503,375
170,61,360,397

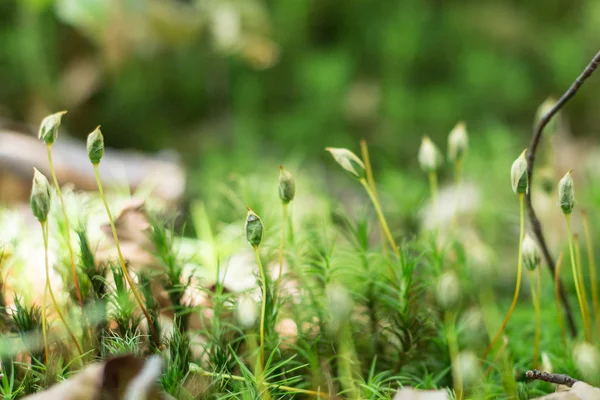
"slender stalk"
451,159,463,229
359,178,400,258
360,139,389,258
92,164,160,347
428,170,439,209
529,269,541,369
445,310,462,400
41,222,83,356
565,214,590,342
337,324,360,400
582,210,600,344
273,203,288,301
482,193,525,359
46,144,83,308
554,252,567,353
484,336,508,377
41,284,49,364
536,264,542,341
254,245,267,369
454,159,463,184
574,234,592,341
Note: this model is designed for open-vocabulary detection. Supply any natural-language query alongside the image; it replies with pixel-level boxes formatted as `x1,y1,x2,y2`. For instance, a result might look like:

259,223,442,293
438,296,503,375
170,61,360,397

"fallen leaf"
23,354,168,400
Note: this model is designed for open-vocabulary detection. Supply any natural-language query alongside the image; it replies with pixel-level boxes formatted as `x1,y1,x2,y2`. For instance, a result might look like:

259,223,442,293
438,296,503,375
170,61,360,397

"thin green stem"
428,170,438,208
482,193,525,359
582,211,600,344
483,336,508,377
574,234,592,341
554,252,567,353
41,282,49,364
359,178,400,258
445,310,462,400
536,265,542,338
254,245,267,370
41,222,83,356
273,203,288,301
92,163,160,347
360,139,389,259
451,160,463,229
46,144,83,308
454,159,463,184
529,269,541,369
565,214,590,342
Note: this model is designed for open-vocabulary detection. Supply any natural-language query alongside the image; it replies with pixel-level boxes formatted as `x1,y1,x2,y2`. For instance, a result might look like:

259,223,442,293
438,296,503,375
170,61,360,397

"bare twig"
526,369,578,387
525,49,600,338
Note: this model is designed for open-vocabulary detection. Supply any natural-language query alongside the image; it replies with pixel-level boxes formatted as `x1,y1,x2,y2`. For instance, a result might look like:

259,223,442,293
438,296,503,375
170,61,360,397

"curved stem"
574,234,592,341
428,170,438,210
360,139,389,259
529,269,541,368
41,222,83,356
566,214,590,341
483,336,508,377
46,144,83,308
445,310,462,400
554,252,567,353
273,203,288,301
451,160,463,229
482,193,525,359
254,245,267,370
92,164,160,347
41,282,49,364
582,211,600,344
359,178,400,258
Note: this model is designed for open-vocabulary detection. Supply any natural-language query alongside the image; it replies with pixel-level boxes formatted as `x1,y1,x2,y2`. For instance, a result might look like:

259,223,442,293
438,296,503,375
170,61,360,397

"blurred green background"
1,0,599,186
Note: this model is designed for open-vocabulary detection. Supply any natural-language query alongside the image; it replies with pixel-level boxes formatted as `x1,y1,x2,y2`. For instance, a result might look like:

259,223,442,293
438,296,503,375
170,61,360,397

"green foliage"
1,0,599,178
4,97,600,399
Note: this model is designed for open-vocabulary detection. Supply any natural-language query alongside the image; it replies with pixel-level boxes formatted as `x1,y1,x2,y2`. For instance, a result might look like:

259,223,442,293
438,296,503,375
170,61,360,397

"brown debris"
23,354,170,400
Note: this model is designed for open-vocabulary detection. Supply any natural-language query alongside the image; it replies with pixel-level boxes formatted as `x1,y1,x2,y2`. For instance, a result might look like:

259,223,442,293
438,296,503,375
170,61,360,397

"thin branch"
526,369,578,387
525,50,600,338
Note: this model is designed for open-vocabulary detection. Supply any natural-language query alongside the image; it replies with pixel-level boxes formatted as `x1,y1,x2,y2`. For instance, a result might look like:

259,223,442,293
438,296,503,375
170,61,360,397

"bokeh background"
1,0,599,208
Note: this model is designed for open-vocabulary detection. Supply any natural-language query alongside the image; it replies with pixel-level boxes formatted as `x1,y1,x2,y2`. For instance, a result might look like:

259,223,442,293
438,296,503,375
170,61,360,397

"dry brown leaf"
23,354,167,400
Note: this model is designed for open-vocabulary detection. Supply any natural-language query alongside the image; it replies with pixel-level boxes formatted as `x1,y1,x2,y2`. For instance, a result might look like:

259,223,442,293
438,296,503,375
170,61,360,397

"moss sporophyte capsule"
38,111,67,145
87,126,105,164
245,208,263,247
558,170,575,214
448,122,468,163
279,166,295,204
511,149,528,195
418,136,442,172
30,168,51,222
522,234,540,271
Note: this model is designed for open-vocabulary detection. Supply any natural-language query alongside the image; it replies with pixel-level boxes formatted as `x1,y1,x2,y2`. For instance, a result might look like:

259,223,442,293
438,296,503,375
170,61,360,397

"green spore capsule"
30,168,51,222
511,149,528,195
558,170,575,214
38,111,67,145
87,126,105,164
279,166,296,204
245,208,263,247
